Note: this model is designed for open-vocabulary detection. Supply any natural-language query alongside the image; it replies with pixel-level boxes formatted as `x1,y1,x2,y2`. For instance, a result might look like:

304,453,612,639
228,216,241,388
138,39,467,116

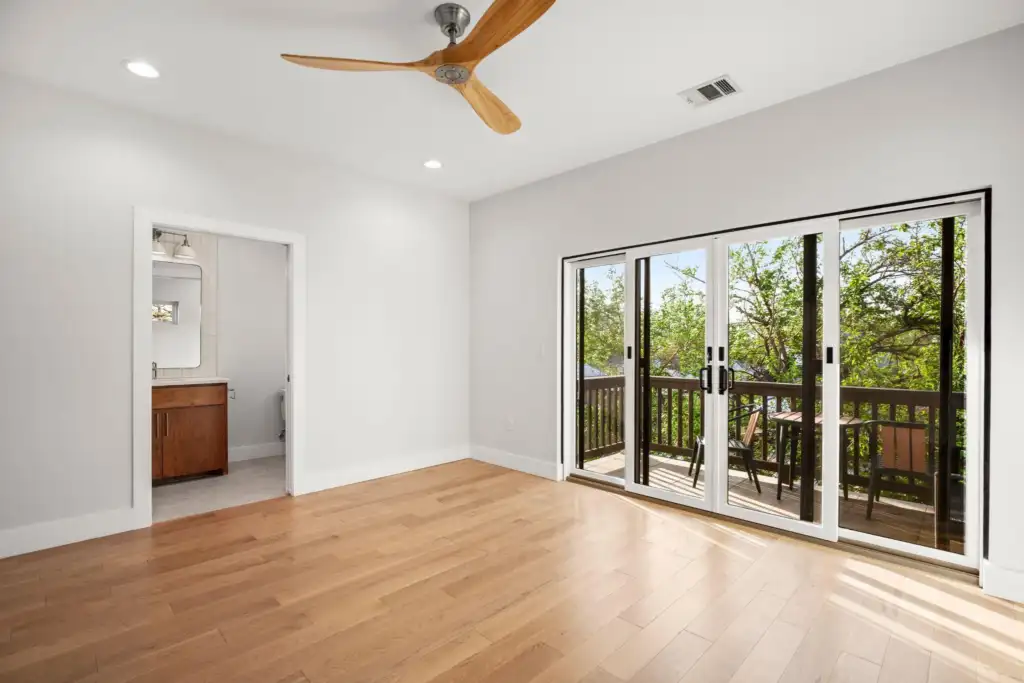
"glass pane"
725,234,823,522
577,263,626,479
838,216,967,554
638,249,708,500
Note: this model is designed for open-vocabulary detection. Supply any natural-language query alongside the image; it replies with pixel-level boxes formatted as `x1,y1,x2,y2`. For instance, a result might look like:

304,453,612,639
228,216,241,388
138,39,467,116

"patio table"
769,411,864,501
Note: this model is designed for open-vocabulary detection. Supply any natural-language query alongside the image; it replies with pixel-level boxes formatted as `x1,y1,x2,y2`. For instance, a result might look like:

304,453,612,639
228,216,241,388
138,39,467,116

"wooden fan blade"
281,54,424,72
452,74,521,135
444,0,556,64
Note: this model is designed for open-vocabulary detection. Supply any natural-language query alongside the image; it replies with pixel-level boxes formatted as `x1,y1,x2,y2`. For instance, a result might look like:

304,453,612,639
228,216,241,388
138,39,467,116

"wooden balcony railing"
579,376,626,458
580,375,965,502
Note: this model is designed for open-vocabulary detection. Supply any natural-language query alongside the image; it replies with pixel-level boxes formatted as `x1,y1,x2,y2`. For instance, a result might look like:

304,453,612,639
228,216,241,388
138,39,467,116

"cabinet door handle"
164,412,169,437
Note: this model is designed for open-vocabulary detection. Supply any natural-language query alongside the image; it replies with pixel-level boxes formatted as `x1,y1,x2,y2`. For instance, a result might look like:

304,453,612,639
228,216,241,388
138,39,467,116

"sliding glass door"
619,221,840,534
712,219,840,540
835,201,983,565
626,238,714,509
563,194,985,568
566,255,627,484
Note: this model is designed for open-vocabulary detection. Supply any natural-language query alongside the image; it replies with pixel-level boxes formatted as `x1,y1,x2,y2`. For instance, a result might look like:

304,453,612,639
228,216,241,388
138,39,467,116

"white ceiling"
1,1,1021,201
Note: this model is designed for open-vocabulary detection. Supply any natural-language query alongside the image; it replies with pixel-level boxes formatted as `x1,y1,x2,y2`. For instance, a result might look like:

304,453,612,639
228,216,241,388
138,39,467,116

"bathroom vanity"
152,379,229,481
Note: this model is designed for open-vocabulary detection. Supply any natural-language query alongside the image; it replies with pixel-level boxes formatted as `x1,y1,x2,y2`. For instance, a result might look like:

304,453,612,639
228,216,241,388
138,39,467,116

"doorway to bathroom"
133,209,307,526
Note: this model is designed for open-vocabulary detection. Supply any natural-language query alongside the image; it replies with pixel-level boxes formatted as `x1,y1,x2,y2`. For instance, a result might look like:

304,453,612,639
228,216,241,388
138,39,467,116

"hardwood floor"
0,460,1020,683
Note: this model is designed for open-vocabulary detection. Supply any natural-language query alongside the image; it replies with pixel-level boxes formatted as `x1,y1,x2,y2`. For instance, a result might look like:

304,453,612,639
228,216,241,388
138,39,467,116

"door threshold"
566,474,977,579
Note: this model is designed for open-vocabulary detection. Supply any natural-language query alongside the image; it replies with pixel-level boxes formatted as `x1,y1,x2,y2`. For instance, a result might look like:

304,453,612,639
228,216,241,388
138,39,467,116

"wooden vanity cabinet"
152,383,228,482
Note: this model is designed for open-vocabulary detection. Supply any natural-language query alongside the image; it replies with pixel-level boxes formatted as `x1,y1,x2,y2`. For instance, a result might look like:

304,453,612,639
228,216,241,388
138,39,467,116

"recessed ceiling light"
124,60,160,79
423,159,442,170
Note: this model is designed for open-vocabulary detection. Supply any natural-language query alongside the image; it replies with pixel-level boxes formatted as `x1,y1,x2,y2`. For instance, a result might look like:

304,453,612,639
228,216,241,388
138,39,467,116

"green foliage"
725,219,965,392
838,219,966,392
728,238,816,383
577,218,967,392
577,267,625,376
648,263,706,378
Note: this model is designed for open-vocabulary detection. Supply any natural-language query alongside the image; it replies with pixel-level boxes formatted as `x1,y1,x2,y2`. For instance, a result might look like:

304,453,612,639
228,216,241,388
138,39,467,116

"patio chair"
864,420,929,520
689,405,762,493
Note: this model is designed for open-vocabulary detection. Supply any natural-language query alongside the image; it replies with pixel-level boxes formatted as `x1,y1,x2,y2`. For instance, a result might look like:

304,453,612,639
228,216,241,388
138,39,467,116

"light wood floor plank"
528,617,638,683
877,637,930,683
679,592,787,683
829,652,880,683
728,619,807,683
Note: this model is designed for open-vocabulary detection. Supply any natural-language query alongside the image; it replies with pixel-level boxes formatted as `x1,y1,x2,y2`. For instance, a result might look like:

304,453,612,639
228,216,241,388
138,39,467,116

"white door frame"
561,253,628,487
834,197,985,570
624,236,718,512
132,207,307,528
710,217,841,541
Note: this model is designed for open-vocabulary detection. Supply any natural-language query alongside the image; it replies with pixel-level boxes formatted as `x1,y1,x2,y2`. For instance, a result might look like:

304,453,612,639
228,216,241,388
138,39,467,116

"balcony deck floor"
583,451,962,555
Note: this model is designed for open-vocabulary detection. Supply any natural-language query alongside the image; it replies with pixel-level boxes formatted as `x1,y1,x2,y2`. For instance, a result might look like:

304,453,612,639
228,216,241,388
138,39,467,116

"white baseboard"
0,444,557,559
292,445,469,496
470,445,559,480
0,507,147,560
983,560,1024,604
229,441,285,462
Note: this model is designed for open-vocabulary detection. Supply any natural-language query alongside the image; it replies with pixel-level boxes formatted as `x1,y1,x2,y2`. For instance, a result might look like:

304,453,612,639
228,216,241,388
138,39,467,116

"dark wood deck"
578,375,966,553
584,451,959,553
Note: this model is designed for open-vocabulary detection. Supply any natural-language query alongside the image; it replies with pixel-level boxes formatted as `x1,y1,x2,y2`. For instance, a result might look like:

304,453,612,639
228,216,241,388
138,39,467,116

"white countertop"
152,377,229,387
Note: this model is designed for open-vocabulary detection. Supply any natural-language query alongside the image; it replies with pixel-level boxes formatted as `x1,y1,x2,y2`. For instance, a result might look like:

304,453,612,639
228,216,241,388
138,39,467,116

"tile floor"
152,455,286,522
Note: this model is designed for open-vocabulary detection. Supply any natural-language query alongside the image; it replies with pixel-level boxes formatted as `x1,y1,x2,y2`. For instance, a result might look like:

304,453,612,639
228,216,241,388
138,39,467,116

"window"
152,301,178,324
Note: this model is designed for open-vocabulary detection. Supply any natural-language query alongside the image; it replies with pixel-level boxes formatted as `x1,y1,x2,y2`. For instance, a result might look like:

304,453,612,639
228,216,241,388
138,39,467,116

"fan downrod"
434,3,471,46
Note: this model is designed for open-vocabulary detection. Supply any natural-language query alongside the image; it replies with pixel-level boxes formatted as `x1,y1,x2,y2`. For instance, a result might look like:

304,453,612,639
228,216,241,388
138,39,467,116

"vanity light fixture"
153,228,197,259
151,229,166,255
423,159,442,170
175,235,197,259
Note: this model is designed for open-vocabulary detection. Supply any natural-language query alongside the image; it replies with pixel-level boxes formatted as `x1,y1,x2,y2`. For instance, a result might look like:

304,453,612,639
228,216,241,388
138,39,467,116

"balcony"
580,375,965,553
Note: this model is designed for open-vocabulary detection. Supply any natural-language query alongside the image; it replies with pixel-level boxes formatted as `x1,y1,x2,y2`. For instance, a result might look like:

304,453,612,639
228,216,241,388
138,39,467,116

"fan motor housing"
434,64,471,85
434,4,471,40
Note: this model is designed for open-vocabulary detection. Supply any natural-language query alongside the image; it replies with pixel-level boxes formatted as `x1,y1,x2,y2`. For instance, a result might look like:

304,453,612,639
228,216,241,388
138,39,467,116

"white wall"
0,73,469,550
469,26,1024,598
217,235,288,461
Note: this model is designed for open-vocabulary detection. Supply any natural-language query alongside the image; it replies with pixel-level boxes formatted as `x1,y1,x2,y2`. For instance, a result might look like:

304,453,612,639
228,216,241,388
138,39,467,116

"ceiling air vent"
679,75,741,108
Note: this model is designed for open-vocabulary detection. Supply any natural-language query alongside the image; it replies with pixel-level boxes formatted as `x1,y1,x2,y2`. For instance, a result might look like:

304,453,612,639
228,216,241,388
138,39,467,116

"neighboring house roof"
583,364,605,377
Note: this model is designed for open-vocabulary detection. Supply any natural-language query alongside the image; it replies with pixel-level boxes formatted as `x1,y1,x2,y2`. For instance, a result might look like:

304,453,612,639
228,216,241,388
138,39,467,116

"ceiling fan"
281,0,556,135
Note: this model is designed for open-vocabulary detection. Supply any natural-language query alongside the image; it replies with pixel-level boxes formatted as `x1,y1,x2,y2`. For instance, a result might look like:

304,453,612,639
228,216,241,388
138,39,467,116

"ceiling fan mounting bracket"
434,3,471,45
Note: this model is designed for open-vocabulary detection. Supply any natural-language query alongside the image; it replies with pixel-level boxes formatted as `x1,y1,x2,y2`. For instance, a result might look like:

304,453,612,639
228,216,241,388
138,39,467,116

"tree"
717,219,965,393
727,238,815,383
577,266,625,375
648,262,706,378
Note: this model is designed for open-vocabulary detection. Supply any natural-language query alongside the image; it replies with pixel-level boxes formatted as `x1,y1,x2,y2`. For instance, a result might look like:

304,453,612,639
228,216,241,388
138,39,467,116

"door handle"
164,412,169,437
718,366,728,395
728,368,736,390
699,366,712,394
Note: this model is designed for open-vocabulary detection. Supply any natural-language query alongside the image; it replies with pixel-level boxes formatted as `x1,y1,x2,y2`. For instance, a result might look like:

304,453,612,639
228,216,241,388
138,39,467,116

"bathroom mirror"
153,261,202,368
